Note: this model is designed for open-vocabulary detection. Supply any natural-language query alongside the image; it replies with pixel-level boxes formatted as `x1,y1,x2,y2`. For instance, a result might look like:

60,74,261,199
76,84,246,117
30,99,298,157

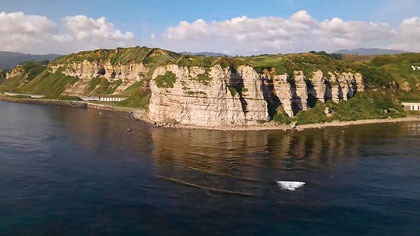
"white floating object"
277,181,305,191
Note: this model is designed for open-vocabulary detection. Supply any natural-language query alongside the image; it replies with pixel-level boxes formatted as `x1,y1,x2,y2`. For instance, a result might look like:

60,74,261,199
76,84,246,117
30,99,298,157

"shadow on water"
1,101,420,235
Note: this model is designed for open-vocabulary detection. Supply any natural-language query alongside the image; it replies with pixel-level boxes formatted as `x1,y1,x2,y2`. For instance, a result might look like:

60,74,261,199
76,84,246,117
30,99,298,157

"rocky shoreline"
138,116,420,131
1,95,419,131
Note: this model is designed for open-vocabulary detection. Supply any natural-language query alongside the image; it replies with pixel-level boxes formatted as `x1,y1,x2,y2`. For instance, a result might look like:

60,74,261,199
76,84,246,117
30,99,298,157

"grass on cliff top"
51,46,180,66
241,52,353,78
176,55,245,70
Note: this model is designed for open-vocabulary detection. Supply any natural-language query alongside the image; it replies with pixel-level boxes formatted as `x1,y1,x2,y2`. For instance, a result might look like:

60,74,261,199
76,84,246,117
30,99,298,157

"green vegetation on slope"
52,46,180,66
113,80,151,108
0,64,78,98
0,61,50,92
0,70,5,83
155,71,177,88
291,92,405,125
176,55,245,71
86,77,122,95
21,61,49,81
20,69,78,98
362,54,420,100
242,52,353,78
189,73,212,86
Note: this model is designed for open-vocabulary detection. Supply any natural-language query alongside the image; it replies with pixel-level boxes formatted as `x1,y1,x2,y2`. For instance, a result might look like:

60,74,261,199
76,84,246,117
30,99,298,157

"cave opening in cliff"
97,68,106,76
307,94,317,108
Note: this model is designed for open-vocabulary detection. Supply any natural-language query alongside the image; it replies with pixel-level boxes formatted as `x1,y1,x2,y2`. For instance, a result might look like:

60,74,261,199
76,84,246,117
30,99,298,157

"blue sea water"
1,101,420,235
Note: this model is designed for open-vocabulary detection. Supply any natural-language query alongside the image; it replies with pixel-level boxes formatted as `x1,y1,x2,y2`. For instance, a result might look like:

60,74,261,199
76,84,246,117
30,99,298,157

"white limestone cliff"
6,65,25,79
50,60,147,96
148,65,269,127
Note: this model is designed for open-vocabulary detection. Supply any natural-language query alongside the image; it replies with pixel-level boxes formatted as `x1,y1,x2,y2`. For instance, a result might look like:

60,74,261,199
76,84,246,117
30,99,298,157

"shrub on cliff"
295,102,330,125
291,92,405,125
273,106,292,124
354,65,393,87
242,53,352,78
155,72,177,88
194,73,212,85
21,61,48,81
327,92,405,121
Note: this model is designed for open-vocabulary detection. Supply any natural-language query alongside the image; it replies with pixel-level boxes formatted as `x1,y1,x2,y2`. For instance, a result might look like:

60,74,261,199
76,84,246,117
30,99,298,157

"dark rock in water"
126,112,134,120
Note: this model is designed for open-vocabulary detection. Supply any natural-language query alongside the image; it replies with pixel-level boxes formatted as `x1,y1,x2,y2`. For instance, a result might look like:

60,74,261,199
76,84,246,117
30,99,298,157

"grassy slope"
241,52,353,78
51,46,180,66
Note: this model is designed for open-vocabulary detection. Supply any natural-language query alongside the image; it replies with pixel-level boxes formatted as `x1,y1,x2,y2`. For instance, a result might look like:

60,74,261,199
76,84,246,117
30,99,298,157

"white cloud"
0,12,134,54
2,10,420,55
0,12,57,34
0,12,57,52
61,15,133,41
158,10,420,55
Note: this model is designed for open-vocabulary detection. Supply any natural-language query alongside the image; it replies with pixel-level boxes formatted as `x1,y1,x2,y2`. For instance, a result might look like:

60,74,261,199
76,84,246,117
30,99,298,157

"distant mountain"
333,48,408,55
180,51,228,57
0,51,61,69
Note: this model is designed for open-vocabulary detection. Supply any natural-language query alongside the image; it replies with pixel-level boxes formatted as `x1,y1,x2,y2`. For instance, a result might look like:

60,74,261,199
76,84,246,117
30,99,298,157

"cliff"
1,47,415,127
49,61,148,96
268,70,364,117
6,65,25,79
148,64,269,126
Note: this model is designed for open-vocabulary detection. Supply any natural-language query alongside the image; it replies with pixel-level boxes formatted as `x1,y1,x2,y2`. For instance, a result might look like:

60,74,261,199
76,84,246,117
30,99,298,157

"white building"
78,96,127,102
402,102,420,111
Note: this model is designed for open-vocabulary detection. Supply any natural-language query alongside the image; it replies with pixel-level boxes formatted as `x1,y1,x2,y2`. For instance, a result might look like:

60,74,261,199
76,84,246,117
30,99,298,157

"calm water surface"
1,101,420,235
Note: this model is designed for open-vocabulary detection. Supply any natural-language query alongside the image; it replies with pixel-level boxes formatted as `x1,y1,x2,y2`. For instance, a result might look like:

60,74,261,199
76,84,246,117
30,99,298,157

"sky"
1,0,420,55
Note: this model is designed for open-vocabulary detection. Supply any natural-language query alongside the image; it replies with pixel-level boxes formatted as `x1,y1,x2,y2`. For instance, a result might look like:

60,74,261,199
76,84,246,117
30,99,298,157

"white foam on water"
277,181,305,191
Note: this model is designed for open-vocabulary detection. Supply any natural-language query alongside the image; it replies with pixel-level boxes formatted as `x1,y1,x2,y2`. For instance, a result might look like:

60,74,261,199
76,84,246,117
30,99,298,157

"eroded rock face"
148,65,269,127
324,72,361,103
268,70,365,117
354,73,365,92
293,71,308,111
308,70,327,103
50,60,148,96
273,74,294,117
400,81,411,92
328,72,341,103
337,73,350,101
6,65,25,79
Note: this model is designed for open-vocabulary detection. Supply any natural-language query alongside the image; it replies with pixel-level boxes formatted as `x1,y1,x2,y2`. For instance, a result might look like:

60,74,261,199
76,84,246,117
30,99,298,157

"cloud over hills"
159,10,420,55
1,10,420,55
0,12,134,54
